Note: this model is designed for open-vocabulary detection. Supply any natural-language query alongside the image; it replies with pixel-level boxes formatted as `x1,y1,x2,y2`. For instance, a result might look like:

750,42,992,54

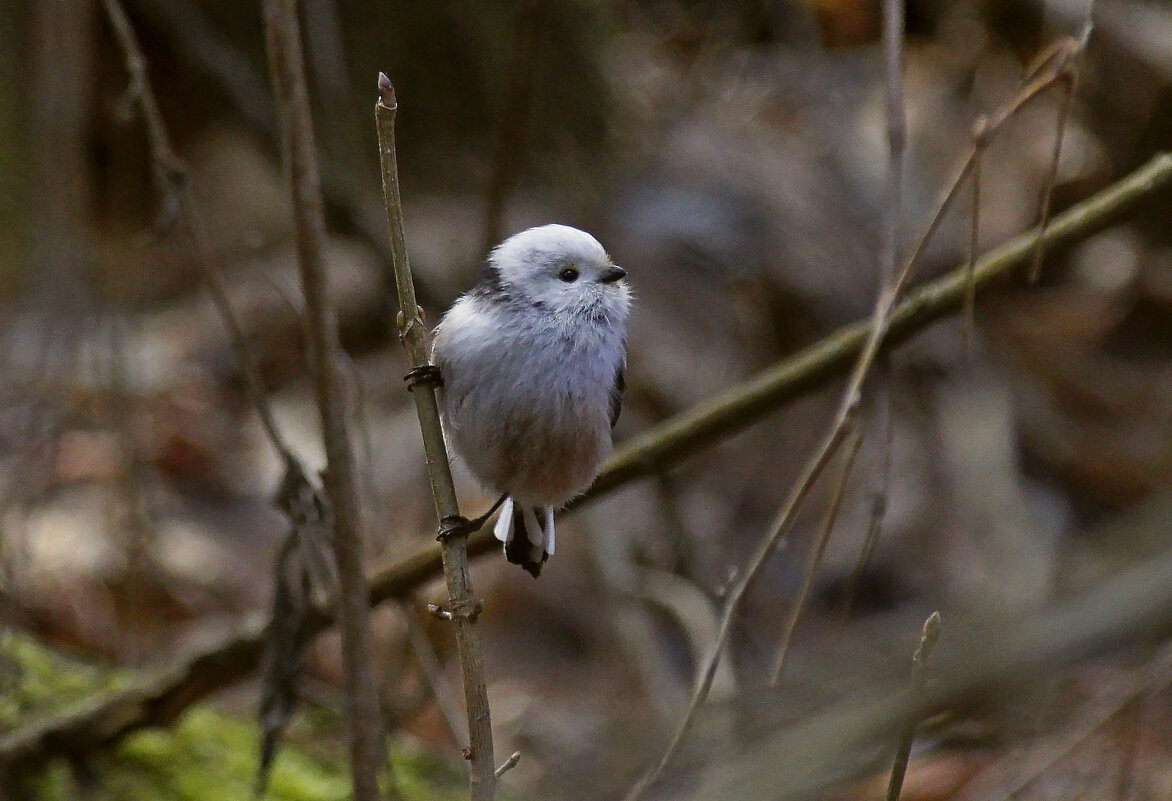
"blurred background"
2,0,1172,799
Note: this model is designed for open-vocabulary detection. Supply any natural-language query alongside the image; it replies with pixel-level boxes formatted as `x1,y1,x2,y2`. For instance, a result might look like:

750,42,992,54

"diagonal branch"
588,151,1172,502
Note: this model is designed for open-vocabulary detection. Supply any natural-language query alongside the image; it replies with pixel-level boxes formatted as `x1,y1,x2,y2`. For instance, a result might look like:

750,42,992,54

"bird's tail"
493,497,554,578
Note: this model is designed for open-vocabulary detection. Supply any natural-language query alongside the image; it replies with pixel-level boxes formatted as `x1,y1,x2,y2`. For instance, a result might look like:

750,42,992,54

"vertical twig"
375,74,498,801
622,405,858,801
886,612,942,801
963,117,988,357
100,0,298,468
403,601,467,749
1027,72,1077,283
769,428,863,685
261,3,388,800
879,0,906,289
851,0,905,618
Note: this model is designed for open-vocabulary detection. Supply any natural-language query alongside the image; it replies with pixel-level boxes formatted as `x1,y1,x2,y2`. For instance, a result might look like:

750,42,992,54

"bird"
430,224,631,577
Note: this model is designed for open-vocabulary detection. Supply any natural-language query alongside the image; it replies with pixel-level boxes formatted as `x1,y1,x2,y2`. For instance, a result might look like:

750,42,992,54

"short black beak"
599,265,627,284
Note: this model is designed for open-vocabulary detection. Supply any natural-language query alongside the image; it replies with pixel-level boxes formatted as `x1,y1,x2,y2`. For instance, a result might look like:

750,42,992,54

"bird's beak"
599,265,627,284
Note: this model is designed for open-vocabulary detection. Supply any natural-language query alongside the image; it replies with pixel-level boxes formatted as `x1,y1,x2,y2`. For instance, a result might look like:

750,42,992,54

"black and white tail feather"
493,499,555,578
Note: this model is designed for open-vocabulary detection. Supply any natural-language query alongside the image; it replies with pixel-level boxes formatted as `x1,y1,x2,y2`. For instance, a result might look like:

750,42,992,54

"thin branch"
375,74,497,801
494,752,522,779
885,611,942,801
1028,69,1078,283
1,154,1169,773
100,0,297,468
589,43,1101,503
99,2,346,786
769,429,863,685
261,3,387,800
953,645,1172,801
962,116,988,356
403,601,467,750
623,412,858,801
880,0,906,293
846,0,905,625
695,529,1172,801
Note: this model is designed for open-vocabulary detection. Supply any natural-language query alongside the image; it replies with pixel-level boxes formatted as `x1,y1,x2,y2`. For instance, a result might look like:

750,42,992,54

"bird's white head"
487,224,630,318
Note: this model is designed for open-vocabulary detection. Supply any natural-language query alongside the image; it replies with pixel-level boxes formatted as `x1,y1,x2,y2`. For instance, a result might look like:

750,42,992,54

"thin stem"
851,0,905,623
262,3,388,800
880,0,906,291
622,415,856,801
592,42,1096,502
1028,74,1077,283
885,612,942,801
100,0,298,469
375,74,497,801
963,117,988,357
770,428,863,685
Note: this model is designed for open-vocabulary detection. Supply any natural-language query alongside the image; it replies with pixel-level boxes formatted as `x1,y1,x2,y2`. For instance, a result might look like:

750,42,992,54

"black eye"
558,267,579,283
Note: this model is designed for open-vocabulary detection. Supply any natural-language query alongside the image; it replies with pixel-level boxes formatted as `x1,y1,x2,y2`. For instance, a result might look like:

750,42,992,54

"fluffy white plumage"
431,224,631,577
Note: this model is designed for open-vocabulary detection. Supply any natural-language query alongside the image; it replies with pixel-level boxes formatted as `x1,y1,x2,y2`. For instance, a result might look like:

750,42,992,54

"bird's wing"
609,354,626,429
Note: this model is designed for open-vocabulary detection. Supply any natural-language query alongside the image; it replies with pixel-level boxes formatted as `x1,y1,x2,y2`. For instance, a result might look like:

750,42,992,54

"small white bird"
431,224,631,577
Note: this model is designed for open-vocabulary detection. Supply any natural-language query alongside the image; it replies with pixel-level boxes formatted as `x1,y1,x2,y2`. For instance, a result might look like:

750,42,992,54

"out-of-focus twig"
1025,31,1088,282
375,73,497,801
770,429,863,685
953,644,1172,801
592,35,1107,505
885,612,941,801
842,0,905,625
697,530,1172,801
261,2,388,800
100,2,349,788
100,0,297,468
403,601,466,750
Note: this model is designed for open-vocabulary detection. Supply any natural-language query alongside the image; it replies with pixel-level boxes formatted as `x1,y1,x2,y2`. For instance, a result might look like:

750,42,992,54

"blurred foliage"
1,631,465,801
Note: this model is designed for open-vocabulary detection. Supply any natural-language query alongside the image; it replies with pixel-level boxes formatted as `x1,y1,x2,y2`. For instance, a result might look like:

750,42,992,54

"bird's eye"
558,267,580,283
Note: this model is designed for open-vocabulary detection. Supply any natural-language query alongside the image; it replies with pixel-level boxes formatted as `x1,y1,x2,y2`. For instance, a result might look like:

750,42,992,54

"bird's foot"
436,494,508,542
403,364,443,392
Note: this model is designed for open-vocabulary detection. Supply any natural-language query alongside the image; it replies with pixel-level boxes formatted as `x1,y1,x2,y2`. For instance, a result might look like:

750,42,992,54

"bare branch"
100,0,297,468
494,751,522,779
696,528,1172,801
770,429,863,685
262,3,388,799
375,73,498,801
885,611,942,801
847,0,904,625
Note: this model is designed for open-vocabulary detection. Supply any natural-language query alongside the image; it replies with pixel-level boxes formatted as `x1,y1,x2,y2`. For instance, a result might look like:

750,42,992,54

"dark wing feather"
608,356,626,429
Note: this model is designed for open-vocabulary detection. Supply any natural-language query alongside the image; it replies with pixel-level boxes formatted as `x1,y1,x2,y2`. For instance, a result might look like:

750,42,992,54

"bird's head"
485,224,631,320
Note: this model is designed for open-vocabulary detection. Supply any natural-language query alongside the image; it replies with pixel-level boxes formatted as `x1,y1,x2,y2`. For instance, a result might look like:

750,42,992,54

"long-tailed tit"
431,224,631,577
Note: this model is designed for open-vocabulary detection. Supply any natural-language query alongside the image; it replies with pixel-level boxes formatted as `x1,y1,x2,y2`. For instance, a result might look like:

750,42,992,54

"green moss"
3,632,466,801
0,631,130,732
